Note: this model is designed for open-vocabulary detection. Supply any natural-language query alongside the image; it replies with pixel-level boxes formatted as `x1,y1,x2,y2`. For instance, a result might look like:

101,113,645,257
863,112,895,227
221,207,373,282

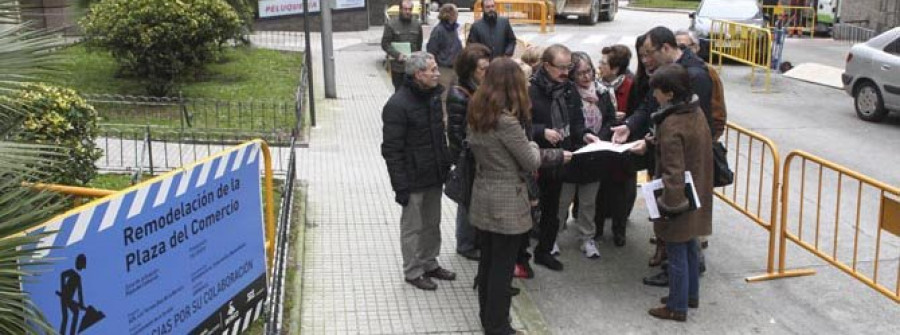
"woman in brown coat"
467,58,569,335
631,64,712,322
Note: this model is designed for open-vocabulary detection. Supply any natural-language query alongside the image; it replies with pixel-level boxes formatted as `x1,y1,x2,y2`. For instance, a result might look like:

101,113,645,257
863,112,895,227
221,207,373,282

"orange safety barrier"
715,122,781,278
709,19,773,92
751,150,900,303
762,4,816,38
473,0,555,33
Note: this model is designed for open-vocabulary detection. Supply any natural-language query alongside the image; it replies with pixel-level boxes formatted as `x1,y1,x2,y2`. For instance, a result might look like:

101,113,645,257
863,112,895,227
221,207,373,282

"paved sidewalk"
294,28,542,334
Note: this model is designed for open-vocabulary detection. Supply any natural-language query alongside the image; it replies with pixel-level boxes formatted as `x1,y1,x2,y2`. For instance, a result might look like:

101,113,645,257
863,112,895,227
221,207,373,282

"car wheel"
600,0,616,22
579,0,599,25
854,81,888,122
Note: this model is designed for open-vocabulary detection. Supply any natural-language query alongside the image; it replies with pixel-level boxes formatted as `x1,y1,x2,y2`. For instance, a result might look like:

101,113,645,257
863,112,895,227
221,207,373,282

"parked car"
842,27,900,122
689,0,766,60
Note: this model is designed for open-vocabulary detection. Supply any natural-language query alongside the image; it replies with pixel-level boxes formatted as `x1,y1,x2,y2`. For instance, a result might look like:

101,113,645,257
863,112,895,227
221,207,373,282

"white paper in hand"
573,140,639,155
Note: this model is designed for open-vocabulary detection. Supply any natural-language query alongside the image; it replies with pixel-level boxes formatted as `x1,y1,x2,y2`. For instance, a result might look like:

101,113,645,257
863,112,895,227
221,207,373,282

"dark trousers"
517,232,531,264
535,169,563,255
391,71,404,91
595,171,637,237
476,229,522,335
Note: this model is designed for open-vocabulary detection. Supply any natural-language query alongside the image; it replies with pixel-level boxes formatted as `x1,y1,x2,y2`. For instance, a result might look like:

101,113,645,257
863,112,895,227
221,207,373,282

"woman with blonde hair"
467,57,569,335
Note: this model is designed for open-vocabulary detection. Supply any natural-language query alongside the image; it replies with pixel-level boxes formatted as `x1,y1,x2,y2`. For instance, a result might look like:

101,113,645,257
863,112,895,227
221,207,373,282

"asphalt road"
463,6,900,334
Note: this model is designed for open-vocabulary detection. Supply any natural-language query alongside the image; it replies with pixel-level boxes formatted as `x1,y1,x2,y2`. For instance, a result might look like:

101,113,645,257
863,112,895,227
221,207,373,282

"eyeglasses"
639,47,661,59
548,62,574,71
574,69,593,78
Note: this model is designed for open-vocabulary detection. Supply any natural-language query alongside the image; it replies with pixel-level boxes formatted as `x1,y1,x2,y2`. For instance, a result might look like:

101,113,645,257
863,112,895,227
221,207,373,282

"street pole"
321,0,337,98
302,0,316,127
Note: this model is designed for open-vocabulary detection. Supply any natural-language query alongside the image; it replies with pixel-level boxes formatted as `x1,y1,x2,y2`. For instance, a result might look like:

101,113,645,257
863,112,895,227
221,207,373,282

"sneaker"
513,263,534,279
581,239,600,259
534,253,563,271
550,242,560,256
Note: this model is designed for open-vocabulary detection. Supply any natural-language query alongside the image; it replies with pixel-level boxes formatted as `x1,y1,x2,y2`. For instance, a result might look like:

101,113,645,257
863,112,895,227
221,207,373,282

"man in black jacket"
466,0,517,59
381,51,456,291
382,0,423,91
529,44,600,271
613,27,713,145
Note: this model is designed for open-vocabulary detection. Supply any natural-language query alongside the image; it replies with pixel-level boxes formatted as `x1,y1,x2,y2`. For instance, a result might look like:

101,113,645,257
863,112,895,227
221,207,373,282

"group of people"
380,1,726,333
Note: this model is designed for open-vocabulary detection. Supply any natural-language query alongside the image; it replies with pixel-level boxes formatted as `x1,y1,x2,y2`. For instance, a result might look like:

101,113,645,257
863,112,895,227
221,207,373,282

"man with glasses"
382,0,423,91
466,0,517,59
675,29,701,56
528,44,601,271
382,51,456,290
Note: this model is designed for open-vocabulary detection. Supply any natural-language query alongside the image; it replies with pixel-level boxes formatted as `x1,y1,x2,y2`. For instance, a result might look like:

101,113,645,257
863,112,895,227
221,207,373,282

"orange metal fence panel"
759,150,900,303
473,0,555,33
762,5,816,38
715,122,782,279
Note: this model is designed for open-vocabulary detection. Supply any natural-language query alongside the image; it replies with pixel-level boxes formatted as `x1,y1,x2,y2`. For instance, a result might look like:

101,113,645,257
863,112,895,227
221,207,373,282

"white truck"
553,0,618,25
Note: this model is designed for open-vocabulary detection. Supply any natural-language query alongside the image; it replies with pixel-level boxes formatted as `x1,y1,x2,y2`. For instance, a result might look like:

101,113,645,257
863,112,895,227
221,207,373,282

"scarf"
603,74,627,92
577,84,602,134
531,68,572,142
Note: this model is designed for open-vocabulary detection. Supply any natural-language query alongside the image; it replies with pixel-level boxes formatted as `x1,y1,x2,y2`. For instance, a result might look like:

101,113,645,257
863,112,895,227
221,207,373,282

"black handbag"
444,141,475,207
712,141,734,187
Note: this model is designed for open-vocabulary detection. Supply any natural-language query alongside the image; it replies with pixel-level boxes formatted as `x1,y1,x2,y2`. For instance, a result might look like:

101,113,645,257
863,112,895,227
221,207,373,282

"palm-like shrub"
0,0,70,332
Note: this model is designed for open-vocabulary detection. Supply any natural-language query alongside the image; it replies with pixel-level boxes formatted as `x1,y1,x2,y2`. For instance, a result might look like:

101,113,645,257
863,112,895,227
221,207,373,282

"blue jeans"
666,239,699,312
456,205,477,252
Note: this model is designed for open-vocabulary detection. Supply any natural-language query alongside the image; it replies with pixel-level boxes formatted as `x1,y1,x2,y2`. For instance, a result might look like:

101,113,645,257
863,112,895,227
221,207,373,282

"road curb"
512,279,551,335
621,5,693,14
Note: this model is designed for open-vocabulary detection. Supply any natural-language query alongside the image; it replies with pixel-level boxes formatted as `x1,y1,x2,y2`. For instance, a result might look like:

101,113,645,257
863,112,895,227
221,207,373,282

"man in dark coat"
381,51,456,291
466,0,517,59
612,26,713,145
528,44,600,271
382,0,423,91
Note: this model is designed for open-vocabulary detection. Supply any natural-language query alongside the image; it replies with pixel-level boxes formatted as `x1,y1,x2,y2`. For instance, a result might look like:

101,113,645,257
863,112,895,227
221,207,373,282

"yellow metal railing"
473,0,555,33
750,150,900,303
709,19,772,92
762,4,816,38
715,122,781,279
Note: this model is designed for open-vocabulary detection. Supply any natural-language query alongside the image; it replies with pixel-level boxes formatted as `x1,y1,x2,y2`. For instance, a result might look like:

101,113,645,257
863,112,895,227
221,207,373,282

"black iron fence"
93,61,308,174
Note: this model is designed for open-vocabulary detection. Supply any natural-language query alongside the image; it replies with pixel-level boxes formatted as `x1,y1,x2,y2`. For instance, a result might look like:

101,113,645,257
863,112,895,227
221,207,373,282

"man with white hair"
381,51,456,291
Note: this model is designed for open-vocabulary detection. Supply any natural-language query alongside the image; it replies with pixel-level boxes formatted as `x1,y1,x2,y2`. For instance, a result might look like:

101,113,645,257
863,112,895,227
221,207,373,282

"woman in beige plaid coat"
466,58,570,335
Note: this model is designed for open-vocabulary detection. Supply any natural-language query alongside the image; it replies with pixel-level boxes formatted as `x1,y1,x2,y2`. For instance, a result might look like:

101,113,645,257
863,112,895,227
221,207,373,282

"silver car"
842,27,900,123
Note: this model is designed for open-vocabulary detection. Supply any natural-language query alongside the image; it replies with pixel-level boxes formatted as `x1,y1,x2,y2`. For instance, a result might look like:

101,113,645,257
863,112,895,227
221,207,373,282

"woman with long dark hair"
467,58,569,335
447,43,492,261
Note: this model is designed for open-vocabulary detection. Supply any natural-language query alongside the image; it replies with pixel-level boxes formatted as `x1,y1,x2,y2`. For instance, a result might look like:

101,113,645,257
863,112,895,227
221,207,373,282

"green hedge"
2,84,102,186
81,0,245,96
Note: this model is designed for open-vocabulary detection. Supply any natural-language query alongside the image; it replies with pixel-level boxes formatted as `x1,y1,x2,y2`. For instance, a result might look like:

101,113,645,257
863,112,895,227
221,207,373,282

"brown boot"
649,239,667,267
648,306,686,322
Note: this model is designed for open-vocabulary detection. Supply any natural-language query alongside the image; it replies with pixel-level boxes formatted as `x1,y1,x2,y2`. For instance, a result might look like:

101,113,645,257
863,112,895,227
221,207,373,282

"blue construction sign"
24,142,269,335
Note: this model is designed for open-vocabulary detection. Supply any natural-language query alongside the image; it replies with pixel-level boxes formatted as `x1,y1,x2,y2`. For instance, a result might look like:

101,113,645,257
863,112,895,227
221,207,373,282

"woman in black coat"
447,43,491,260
